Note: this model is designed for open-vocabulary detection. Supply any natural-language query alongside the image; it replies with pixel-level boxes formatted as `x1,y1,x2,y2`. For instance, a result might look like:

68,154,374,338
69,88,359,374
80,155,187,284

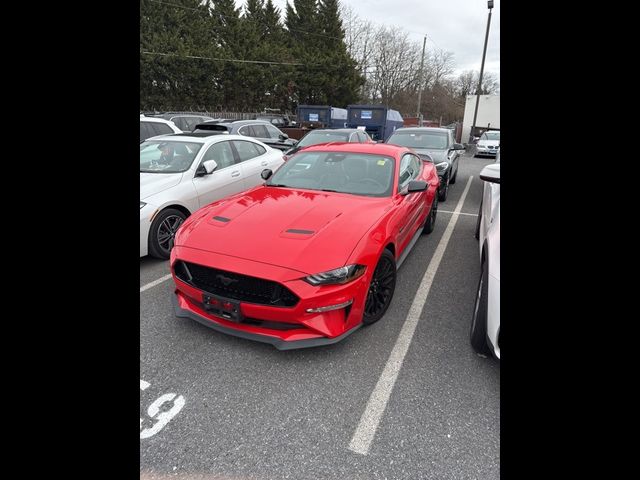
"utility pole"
470,1,494,143
416,35,427,126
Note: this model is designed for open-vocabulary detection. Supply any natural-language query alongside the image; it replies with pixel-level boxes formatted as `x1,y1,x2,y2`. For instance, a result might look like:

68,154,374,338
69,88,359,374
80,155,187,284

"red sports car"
170,143,440,349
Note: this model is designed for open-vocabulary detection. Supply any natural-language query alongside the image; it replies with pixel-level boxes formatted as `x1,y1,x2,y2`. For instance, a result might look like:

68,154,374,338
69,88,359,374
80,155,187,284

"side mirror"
279,133,289,141
453,143,465,150
479,164,500,184
403,180,428,195
195,159,217,177
261,169,273,180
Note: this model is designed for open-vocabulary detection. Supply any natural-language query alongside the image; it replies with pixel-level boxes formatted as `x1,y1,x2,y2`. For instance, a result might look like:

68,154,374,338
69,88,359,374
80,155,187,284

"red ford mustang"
170,143,440,349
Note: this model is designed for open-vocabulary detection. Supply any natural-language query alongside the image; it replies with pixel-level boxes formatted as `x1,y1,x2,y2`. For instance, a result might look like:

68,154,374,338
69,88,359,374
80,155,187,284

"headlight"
435,162,448,169
140,201,146,209
304,264,367,286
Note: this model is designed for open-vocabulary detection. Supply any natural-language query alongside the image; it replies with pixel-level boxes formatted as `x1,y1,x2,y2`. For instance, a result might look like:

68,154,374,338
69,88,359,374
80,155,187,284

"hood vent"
285,229,314,235
213,216,231,223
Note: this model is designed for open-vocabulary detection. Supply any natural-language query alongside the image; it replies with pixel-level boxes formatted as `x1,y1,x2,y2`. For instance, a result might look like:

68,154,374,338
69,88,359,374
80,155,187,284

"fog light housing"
306,299,353,313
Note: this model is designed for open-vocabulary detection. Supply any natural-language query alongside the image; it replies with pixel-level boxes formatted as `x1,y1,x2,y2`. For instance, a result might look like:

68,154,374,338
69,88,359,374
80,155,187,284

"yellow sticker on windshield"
377,160,386,166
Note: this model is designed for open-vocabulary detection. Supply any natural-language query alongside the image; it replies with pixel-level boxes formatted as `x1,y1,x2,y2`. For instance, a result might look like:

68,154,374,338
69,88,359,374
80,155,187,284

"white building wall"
462,95,500,143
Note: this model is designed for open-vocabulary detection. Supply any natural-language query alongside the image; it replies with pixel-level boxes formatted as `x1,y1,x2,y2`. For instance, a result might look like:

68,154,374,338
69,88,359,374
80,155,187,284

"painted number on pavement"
140,379,185,439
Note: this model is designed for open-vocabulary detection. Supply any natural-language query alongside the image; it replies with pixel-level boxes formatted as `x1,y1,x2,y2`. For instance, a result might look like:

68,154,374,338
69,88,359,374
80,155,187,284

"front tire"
450,166,458,184
470,256,490,356
363,250,397,325
148,208,187,259
438,174,449,202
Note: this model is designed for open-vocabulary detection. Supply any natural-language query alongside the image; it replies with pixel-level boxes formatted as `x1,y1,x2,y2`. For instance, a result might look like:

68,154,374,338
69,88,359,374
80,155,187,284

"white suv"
140,117,182,143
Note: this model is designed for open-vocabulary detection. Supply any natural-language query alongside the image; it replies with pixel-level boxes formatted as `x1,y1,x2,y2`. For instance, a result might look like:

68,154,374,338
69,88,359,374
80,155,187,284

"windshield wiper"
267,183,289,187
319,188,340,193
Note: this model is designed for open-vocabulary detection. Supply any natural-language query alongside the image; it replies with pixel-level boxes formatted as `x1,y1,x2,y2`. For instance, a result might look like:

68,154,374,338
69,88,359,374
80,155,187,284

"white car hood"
140,172,184,200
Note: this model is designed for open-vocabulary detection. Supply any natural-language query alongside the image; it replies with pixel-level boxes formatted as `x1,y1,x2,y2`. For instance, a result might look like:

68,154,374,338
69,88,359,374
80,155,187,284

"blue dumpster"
346,105,404,141
297,105,348,129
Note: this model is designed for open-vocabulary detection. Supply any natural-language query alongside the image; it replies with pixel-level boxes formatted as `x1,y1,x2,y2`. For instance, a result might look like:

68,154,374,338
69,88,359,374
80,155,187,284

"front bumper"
170,246,370,349
476,147,498,156
140,204,155,257
172,293,361,350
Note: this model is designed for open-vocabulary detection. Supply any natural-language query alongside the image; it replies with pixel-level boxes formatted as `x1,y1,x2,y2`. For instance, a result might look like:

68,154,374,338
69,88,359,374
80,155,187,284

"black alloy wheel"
363,250,397,325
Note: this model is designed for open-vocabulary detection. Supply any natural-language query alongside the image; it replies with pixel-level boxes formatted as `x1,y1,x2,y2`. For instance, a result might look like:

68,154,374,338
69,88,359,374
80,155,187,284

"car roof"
393,127,451,134
303,128,365,134
141,134,264,145
140,117,177,124
300,142,408,157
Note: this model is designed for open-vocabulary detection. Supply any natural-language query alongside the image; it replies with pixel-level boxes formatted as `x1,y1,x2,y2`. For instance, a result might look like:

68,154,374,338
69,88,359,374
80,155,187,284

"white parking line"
439,210,478,217
140,273,173,293
348,176,474,456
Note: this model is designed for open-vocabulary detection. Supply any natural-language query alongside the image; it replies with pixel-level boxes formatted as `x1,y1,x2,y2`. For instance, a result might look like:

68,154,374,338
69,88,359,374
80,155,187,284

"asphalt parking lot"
140,151,500,480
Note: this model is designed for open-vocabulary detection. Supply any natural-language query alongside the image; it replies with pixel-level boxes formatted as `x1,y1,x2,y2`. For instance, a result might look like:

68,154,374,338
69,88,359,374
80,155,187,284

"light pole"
469,0,494,144
416,35,427,125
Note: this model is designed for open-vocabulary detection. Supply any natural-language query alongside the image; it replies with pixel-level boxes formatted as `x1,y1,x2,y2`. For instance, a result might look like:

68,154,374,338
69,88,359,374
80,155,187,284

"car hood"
478,139,500,147
412,148,449,164
176,186,391,275
140,172,184,200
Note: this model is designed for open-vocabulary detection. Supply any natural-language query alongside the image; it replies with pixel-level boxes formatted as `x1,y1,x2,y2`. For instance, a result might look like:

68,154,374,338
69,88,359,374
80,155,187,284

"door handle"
261,161,268,166
231,170,240,177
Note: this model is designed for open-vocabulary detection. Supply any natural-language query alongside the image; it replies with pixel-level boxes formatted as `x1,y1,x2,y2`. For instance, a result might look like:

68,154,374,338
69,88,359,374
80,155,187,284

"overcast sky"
233,0,500,79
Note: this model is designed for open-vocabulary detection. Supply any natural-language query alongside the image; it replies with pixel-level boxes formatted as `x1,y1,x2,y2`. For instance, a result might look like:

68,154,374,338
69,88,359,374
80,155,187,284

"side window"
151,122,173,136
361,132,371,142
238,125,251,137
140,122,154,142
232,140,263,162
398,154,413,189
250,124,270,138
348,132,359,143
265,124,282,139
202,141,236,169
171,117,186,130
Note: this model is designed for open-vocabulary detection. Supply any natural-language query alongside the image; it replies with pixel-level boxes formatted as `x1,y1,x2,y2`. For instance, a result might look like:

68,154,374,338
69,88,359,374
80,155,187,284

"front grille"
175,261,299,307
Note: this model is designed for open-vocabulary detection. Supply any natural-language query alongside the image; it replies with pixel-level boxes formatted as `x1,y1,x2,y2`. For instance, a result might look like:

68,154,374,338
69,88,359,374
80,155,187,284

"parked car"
169,143,440,350
386,127,464,202
151,113,215,132
140,134,285,259
255,113,297,128
474,131,500,157
471,162,500,359
283,128,373,160
140,117,182,143
192,120,297,151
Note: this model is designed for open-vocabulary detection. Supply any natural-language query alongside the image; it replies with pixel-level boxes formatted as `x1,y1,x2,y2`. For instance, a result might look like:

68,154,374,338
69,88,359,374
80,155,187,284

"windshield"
268,151,395,197
140,141,203,173
387,131,449,150
481,131,500,141
297,131,350,148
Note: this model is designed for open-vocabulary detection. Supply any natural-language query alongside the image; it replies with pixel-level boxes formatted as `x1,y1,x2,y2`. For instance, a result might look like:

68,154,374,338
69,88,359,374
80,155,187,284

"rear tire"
422,194,438,234
470,256,490,356
475,201,482,240
363,250,397,325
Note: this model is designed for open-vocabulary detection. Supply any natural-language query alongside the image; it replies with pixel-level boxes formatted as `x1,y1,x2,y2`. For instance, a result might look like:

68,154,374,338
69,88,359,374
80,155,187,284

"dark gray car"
192,120,297,151
386,127,465,201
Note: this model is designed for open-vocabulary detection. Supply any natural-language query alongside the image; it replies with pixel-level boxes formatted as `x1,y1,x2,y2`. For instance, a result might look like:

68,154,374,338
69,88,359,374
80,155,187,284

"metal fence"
140,110,294,120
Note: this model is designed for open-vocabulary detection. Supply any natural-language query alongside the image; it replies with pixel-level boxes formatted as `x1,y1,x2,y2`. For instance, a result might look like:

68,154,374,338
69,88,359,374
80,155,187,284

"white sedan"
140,134,284,259
471,162,500,359
474,131,500,158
